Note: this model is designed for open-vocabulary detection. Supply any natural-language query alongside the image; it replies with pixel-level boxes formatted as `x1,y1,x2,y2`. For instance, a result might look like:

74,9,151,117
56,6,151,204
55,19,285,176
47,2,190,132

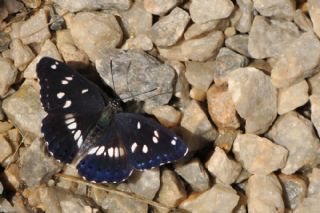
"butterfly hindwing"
37,57,105,163
115,113,188,170
77,127,133,183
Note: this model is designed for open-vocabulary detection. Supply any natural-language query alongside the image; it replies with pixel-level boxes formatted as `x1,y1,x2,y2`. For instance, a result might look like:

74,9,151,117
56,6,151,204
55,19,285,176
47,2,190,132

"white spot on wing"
137,122,141,130
68,122,77,129
61,80,68,85
65,76,73,81
65,114,73,119
171,139,176,145
154,130,159,138
51,64,57,69
57,92,65,99
63,100,72,108
114,147,119,158
119,147,124,156
82,89,89,94
131,143,137,153
88,146,99,155
108,147,114,157
65,118,75,124
55,61,59,65
142,145,148,153
152,136,158,144
96,146,105,156
74,130,81,140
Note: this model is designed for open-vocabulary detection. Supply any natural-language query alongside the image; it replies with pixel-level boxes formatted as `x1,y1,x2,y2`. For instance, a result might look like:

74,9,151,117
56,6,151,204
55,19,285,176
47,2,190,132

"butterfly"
36,57,188,183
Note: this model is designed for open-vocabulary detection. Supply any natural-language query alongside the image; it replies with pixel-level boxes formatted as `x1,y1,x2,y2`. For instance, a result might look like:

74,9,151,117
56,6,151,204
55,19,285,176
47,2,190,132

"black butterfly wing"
37,57,105,163
115,113,188,170
77,126,133,183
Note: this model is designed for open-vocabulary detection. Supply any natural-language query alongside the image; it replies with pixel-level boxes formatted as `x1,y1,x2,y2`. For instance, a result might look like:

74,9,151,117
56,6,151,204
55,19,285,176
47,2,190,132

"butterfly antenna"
110,59,116,91
122,87,159,101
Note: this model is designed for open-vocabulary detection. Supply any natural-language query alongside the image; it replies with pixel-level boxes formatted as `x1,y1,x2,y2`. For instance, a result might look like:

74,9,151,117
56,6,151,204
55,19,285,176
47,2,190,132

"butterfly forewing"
115,113,188,170
37,57,105,163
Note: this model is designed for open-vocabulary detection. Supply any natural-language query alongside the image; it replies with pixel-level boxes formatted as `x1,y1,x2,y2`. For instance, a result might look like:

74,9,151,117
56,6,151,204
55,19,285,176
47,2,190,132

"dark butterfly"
36,57,188,183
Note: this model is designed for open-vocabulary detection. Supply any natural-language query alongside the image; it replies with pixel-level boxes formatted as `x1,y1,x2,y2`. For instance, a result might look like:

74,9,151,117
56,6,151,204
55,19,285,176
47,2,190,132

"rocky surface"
1,1,320,212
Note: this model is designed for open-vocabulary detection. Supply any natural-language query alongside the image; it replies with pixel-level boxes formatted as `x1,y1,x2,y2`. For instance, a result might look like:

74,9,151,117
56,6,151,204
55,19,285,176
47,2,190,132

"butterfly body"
36,57,188,183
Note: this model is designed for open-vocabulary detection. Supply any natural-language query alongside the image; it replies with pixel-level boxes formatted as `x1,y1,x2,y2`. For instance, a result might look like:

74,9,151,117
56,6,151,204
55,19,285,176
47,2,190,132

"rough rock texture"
185,61,215,91
151,7,190,47
10,39,35,70
227,67,277,134
151,105,182,128
269,112,320,174
144,0,180,15
246,174,284,213
190,0,234,24
0,57,17,96
175,158,210,192
277,80,309,115
253,0,296,20
2,80,46,138
271,32,320,88
180,183,239,213
206,147,242,184
248,16,300,59
69,12,123,61
53,0,131,12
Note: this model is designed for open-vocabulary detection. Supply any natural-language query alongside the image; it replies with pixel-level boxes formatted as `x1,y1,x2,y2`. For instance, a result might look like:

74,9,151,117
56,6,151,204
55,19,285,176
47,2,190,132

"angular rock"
0,135,12,164
180,183,239,213
225,34,250,57
233,134,288,175
236,0,254,33
20,9,51,44
206,147,242,184
271,32,320,88
20,139,61,187
2,80,45,139
95,49,175,112
69,12,122,61
4,164,20,190
0,57,17,96
190,0,234,24
122,34,153,51
24,39,63,79
144,0,180,15
253,0,296,20
278,80,309,114
207,84,240,129
156,169,186,212
279,174,307,210
214,129,238,153
185,61,215,91
269,111,320,174
128,168,160,200
151,105,182,128
91,184,148,213
227,67,277,134
181,30,224,61
310,95,320,136
184,19,228,40
56,30,89,69
10,39,35,70
175,158,210,192
151,7,189,47
246,174,284,213
120,0,152,36
213,47,249,85
308,0,320,37
25,185,96,213
52,0,131,12
248,16,300,59
180,100,217,152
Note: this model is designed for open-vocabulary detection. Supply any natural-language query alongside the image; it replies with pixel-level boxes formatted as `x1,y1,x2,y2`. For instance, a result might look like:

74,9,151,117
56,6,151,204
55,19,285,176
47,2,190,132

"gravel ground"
1,0,320,212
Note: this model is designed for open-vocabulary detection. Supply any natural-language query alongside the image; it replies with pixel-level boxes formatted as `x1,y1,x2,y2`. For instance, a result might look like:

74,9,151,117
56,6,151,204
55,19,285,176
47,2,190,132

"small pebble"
233,134,288,175
269,111,320,174
277,80,309,115
151,7,190,47
144,0,180,15
156,169,187,212
189,87,206,101
206,147,242,184
184,19,228,40
0,57,17,96
180,183,239,213
246,174,284,213
175,158,210,192
236,0,254,33
207,84,240,129
152,105,182,128
225,34,250,57
10,39,35,71
185,61,215,91
214,129,238,152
